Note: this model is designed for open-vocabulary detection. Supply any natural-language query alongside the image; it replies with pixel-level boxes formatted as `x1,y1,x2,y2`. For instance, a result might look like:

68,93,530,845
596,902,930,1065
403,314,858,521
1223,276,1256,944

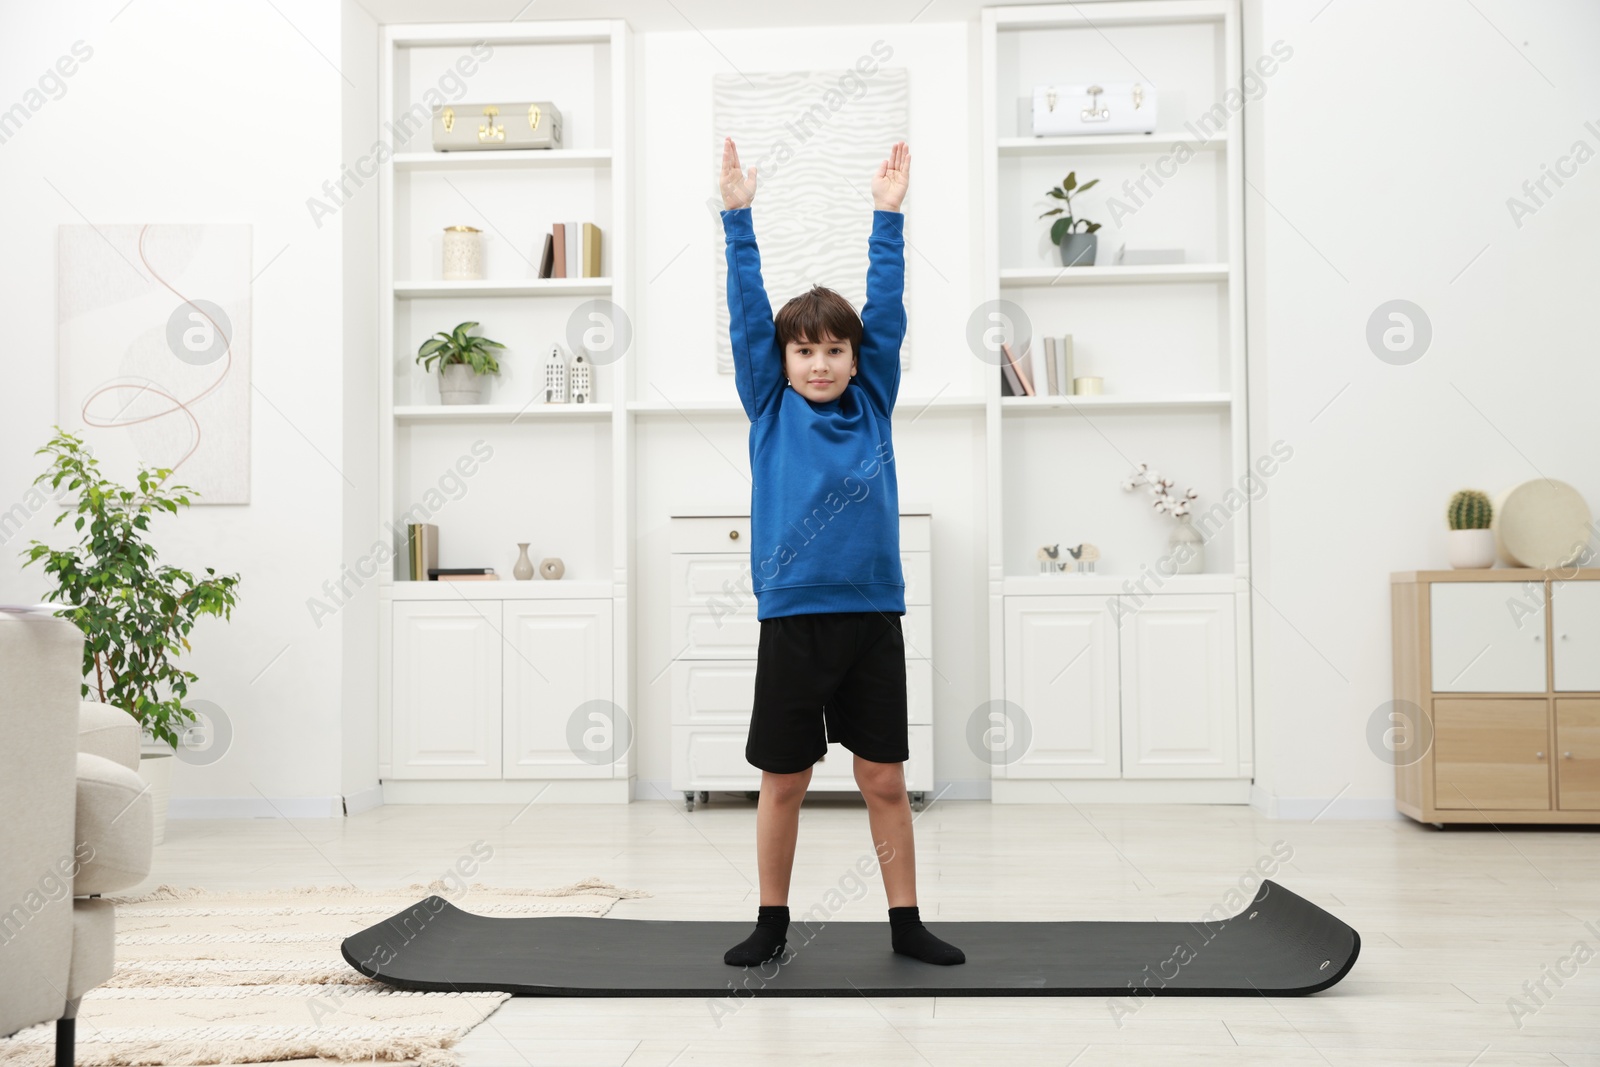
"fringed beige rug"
0,877,652,1067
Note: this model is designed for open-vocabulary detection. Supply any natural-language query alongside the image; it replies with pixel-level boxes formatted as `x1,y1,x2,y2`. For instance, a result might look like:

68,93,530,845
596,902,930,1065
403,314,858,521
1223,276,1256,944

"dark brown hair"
774,285,862,361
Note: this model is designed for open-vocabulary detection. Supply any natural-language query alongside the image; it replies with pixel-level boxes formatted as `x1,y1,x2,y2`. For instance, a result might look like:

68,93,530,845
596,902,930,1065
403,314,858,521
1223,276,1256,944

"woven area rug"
0,877,652,1067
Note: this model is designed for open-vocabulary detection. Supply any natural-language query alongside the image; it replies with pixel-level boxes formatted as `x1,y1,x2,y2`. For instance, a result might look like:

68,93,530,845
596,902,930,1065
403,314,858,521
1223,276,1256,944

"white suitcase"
1031,83,1156,136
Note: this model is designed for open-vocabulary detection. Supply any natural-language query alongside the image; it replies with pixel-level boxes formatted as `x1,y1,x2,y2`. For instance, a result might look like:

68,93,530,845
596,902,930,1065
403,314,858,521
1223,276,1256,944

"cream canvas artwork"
713,66,911,377
57,223,252,504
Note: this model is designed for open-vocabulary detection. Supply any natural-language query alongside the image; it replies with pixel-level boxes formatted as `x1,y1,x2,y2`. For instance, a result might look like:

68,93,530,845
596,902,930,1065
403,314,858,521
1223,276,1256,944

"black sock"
888,905,965,965
725,904,789,966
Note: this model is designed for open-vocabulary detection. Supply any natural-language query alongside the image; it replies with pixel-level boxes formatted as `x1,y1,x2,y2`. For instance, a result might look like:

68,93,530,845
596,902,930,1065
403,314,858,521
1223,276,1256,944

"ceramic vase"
1167,516,1205,575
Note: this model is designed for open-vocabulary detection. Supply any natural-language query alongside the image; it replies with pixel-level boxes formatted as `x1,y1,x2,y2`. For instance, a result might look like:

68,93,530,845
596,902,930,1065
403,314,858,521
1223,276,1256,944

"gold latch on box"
441,106,454,133
478,105,504,144
528,104,541,130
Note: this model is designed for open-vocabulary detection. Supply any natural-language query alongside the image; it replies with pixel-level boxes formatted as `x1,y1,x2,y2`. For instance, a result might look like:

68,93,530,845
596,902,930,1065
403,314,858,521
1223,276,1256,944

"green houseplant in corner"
1039,170,1102,267
1446,488,1496,569
417,320,506,405
22,428,242,842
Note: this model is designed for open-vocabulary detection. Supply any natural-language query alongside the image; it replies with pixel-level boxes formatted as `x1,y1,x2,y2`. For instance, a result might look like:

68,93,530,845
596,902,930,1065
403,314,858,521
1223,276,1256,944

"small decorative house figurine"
1037,543,1066,574
569,351,592,404
542,343,569,403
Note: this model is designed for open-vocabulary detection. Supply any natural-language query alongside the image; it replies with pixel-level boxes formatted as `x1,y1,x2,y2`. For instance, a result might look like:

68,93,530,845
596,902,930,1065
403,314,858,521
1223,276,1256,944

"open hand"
720,136,757,210
872,141,910,212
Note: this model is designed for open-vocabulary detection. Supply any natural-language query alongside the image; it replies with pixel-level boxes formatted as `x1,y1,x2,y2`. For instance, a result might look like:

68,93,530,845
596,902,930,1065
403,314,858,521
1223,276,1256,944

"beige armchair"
1,609,154,1066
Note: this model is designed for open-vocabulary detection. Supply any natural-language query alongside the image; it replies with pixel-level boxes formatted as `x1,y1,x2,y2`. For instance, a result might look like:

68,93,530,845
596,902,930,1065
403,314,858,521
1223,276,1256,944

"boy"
717,137,963,969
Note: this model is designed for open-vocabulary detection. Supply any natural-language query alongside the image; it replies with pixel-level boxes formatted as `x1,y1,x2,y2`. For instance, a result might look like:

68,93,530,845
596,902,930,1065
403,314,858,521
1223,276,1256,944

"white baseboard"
1249,783,1403,820
635,778,993,804
342,784,385,815
165,796,346,819
992,777,1252,804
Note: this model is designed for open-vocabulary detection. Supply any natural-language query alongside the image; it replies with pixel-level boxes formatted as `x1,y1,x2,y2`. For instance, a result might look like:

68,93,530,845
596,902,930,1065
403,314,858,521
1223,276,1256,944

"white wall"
0,0,365,815
1242,0,1600,816
341,0,382,810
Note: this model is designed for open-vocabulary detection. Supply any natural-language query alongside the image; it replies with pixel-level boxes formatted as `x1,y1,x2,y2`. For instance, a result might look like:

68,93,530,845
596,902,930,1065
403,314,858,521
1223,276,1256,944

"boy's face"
784,333,856,403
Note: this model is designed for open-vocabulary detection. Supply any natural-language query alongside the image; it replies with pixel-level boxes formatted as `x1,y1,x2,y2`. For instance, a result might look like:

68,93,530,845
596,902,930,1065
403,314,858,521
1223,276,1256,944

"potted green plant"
1039,171,1102,267
417,321,506,405
1446,489,1495,569
21,428,242,843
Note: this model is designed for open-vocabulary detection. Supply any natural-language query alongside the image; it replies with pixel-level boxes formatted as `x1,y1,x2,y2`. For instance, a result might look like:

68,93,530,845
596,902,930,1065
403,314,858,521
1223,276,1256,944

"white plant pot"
439,364,487,405
1446,528,1497,569
138,751,174,845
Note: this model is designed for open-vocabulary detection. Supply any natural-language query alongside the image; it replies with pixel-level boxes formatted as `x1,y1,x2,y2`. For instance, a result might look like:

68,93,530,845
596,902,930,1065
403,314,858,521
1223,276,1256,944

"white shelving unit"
982,0,1255,802
375,20,634,803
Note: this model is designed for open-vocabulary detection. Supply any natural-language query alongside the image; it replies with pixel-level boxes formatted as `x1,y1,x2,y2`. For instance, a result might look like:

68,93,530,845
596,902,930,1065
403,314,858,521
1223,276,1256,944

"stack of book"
404,523,497,581
430,568,498,582
538,221,603,278
1001,335,1075,396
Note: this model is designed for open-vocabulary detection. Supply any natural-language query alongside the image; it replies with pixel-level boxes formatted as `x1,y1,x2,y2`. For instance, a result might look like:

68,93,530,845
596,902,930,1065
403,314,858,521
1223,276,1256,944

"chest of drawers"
668,513,934,810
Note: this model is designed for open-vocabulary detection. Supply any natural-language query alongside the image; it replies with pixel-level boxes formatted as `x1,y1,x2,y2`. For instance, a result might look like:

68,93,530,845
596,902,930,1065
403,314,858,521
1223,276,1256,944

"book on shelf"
543,222,602,279
406,523,438,581
429,567,497,581
999,344,1023,396
1044,336,1058,395
582,222,601,278
1001,341,1034,396
1059,334,1073,392
538,232,554,279
1017,338,1036,394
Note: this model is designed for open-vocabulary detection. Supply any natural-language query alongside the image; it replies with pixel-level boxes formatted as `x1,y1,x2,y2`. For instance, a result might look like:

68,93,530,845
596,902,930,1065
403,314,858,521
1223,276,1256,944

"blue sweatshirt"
722,206,907,621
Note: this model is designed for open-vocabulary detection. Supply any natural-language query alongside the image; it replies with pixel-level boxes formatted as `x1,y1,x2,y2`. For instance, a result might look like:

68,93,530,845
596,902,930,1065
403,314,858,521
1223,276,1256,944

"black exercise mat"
341,878,1358,998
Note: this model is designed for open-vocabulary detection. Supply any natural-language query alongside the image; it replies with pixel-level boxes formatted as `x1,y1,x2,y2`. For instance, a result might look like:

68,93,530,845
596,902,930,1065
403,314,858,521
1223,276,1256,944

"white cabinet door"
502,600,614,779
1431,582,1546,692
1552,580,1600,692
391,601,502,779
1119,594,1237,778
1003,595,1120,778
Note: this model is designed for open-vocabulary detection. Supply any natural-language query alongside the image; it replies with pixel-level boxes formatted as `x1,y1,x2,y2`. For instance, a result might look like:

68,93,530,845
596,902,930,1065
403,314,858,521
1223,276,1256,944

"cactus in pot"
1445,488,1496,569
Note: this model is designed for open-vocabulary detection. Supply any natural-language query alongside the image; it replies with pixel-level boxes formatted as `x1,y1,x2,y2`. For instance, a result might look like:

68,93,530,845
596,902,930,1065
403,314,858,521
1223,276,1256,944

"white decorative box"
1032,83,1157,136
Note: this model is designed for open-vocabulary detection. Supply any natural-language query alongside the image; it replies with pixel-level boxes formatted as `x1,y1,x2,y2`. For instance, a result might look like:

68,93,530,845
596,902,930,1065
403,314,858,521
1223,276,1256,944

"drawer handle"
1535,751,1545,759
1533,634,1542,642
728,530,740,541
1563,751,1574,759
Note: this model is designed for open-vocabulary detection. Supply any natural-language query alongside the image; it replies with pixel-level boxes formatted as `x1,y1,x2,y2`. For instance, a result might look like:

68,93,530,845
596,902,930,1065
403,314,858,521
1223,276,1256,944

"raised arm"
720,137,783,421
855,141,910,415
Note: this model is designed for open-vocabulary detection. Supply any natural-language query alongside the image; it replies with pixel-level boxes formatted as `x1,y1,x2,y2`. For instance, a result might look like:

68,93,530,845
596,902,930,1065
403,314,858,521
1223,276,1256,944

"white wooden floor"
133,795,1600,1066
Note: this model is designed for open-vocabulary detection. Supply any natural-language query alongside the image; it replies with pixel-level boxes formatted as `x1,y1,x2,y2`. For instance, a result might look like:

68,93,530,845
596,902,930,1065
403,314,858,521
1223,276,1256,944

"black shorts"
746,610,909,773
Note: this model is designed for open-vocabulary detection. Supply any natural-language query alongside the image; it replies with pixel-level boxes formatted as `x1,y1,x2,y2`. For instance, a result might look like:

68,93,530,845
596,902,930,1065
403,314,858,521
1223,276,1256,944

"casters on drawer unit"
910,791,926,812
685,790,711,811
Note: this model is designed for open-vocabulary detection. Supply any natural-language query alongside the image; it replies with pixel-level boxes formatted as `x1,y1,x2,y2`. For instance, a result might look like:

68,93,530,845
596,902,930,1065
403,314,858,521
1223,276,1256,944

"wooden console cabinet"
1391,569,1600,826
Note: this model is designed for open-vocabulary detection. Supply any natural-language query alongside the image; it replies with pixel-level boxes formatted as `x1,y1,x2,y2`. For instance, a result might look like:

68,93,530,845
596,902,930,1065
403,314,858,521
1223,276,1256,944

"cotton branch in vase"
1121,462,1206,574
1121,462,1199,519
